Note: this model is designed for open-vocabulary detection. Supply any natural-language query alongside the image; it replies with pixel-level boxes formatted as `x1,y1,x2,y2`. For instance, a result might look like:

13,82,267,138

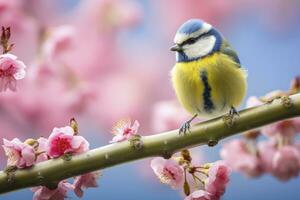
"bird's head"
171,19,222,63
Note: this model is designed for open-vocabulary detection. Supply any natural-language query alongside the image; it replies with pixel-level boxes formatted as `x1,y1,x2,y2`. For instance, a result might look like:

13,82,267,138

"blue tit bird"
170,19,247,134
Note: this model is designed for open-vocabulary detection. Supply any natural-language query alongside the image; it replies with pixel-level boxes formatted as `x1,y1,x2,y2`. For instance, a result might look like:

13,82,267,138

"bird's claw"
179,121,191,135
229,106,239,117
179,114,198,135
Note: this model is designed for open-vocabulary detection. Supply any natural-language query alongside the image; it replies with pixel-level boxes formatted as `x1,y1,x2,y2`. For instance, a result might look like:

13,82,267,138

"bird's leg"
179,114,198,135
223,106,239,127
229,106,239,117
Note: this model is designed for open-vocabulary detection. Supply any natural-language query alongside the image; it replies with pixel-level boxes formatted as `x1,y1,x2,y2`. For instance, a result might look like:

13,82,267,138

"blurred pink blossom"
42,25,76,63
0,72,72,136
64,83,97,113
258,140,300,181
32,180,74,200
2,138,35,168
150,157,184,189
272,145,300,181
73,0,142,32
74,171,100,198
220,139,263,177
0,0,22,9
246,96,264,108
257,140,277,173
261,118,300,139
62,0,142,80
205,161,230,200
88,73,149,130
0,53,26,92
156,0,236,39
25,0,62,27
0,0,39,63
47,126,89,158
110,119,139,143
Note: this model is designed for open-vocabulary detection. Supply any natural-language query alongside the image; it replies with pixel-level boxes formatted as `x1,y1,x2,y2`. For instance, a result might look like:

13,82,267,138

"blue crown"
177,19,204,34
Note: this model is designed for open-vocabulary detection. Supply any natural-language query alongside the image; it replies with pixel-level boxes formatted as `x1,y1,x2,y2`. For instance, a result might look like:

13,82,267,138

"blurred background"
0,0,300,199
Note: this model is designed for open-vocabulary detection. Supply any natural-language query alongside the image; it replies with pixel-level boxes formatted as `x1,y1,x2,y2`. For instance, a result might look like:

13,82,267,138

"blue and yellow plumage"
170,19,247,133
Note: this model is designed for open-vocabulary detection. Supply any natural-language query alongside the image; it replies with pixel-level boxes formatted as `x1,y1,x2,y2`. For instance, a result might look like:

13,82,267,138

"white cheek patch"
183,35,216,59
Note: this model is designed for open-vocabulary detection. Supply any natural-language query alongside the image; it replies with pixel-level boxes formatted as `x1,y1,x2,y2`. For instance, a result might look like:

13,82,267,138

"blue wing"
222,47,240,65
220,41,241,66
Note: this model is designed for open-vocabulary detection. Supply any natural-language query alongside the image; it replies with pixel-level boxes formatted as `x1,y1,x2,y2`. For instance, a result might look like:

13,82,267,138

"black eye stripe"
180,31,211,46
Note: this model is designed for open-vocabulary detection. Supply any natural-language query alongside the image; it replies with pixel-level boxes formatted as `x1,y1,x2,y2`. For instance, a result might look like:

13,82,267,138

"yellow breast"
171,53,247,118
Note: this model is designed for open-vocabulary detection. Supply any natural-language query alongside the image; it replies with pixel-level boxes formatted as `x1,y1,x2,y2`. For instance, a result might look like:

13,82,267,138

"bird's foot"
223,106,239,127
179,121,191,135
179,114,198,135
229,106,239,116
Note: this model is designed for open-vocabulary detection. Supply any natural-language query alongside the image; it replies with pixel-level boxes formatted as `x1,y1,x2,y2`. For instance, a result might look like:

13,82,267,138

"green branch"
0,94,300,194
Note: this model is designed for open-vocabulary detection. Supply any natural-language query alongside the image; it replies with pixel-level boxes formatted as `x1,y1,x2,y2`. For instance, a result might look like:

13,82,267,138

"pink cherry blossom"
272,145,300,181
47,126,89,158
0,53,26,92
2,138,35,168
205,161,230,200
150,157,184,189
74,171,100,198
110,119,139,143
184,190,212,200
36,137,49,163
261,117,300,138
220,139,263,177
32,180,74,200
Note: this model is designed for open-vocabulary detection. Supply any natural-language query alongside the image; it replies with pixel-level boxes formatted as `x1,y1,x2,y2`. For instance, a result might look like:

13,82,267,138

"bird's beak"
170,44,183,52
